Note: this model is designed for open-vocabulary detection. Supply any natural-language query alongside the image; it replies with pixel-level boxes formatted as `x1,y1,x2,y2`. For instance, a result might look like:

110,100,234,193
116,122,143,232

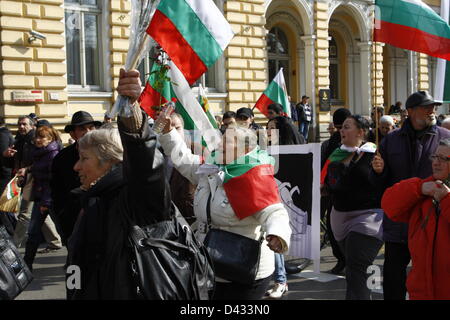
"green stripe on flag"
376,0,450,40
207,147,275,183
158,0,224,67
264,80,289,113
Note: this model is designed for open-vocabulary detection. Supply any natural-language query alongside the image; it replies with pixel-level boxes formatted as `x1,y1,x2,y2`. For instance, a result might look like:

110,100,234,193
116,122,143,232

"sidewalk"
16,244,385,300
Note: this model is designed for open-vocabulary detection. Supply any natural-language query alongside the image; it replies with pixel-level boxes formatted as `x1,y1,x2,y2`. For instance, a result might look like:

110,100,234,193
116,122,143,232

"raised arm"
117,69,172,223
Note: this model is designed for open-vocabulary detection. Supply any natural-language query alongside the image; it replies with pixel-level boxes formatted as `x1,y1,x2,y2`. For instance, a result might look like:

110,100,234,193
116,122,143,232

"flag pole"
372,7,379,148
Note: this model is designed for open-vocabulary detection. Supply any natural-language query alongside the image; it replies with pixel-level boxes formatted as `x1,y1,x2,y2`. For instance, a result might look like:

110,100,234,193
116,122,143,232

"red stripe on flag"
138,82,168,119
223,165,281,220
320,159,331,185
254,94,276,118
374,19,450,61
148,10,208,85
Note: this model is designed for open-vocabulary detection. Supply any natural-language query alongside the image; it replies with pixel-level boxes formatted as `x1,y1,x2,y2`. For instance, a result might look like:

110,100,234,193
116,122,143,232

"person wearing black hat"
296,95,313,141
50,111,102,245
371,90,450,300
236,107,261,131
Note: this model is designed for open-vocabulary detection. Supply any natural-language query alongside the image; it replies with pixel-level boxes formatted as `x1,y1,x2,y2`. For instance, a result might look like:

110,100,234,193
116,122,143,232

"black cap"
236,107,254,119
405,91,442,109
36,119,52,128
333,108,351,126
64,111,102,133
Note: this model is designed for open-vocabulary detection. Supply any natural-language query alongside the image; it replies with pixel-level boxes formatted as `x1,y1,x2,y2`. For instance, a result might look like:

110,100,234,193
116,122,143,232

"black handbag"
0,225,33,300
122,203,215,300
203,193,264,286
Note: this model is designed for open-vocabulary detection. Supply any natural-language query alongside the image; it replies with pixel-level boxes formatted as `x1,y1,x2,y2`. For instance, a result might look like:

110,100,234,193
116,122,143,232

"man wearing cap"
371,91,450,300
236,107,262,131
50,111,101,245
296,95,313,141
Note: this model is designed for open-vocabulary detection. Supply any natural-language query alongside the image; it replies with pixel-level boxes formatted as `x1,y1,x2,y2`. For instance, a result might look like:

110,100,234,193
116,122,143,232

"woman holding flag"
159,120,291,300
321,114,383,300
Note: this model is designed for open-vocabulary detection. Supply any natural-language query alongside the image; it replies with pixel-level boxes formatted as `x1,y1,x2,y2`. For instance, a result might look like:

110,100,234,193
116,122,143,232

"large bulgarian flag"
147,0,234,85
374,0,450,60
139,60,221,151
254,68,291,118
434,0,450,103
208,147,281,220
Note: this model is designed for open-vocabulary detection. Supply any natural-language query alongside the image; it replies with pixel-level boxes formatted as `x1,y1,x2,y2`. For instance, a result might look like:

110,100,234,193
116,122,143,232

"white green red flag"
254,68,291,118
198,84,218,129
434,0,450,103
207,147,281,220
147,0,234,85
138,61,221,151
6,177,19,200
374,0,450,60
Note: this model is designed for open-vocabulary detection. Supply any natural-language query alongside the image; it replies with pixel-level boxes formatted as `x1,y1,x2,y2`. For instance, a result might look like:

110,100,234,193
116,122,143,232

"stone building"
0,0,443,141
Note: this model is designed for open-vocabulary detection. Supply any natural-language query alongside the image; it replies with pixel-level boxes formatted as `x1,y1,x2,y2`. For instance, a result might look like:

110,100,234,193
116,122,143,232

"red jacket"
382,177,450,300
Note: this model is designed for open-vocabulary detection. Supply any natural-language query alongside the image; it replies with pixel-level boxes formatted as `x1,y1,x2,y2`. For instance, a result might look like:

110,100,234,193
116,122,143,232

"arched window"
268,27,290,93
329,36,339,100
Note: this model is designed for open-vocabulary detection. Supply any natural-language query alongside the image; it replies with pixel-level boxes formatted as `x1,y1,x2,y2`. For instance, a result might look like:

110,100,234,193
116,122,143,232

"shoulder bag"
121,202,215,300
203,193,264,286
0,224,33,300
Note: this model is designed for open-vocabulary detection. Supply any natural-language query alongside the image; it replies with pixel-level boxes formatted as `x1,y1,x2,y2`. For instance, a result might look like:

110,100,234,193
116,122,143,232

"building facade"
0,0,443,141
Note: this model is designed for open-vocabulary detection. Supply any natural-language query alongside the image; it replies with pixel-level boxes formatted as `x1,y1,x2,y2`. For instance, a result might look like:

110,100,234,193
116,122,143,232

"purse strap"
205,189,265,243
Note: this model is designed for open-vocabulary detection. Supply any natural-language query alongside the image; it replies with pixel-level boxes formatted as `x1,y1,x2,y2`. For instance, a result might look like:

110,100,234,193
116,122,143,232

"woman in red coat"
380,138,450,300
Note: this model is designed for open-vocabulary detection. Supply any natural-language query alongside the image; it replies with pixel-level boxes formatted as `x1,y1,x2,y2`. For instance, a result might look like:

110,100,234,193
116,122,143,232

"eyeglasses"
429,154,450,163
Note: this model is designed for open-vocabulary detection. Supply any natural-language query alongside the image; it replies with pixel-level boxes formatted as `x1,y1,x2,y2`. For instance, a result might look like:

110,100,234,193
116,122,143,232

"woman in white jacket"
160,120,291,300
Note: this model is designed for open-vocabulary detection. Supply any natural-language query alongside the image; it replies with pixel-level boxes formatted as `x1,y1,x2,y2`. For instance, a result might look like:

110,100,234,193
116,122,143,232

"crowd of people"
0,68,449,301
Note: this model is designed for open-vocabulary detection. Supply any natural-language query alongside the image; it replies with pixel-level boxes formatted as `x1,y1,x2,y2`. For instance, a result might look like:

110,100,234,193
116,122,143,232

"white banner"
269,143,321,273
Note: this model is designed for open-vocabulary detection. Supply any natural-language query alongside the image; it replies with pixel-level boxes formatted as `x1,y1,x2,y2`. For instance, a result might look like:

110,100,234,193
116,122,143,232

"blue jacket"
370,119,450,243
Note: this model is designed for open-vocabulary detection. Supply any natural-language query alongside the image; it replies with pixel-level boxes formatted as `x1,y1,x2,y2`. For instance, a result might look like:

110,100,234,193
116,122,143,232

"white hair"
380,115,395,126
441,117,450,128
78,128,123,164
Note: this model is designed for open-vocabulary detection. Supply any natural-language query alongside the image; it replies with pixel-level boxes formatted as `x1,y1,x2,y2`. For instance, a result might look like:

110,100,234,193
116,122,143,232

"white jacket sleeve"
253,203,292,252
159,129,201,185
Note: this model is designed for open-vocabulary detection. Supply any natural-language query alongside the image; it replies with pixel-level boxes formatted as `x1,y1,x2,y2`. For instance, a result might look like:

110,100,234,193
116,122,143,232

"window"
65,0,102,90
329,37,339,100
268,27,290,93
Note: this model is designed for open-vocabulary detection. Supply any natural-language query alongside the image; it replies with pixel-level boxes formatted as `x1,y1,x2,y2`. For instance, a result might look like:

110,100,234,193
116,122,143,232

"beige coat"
159,129,291,281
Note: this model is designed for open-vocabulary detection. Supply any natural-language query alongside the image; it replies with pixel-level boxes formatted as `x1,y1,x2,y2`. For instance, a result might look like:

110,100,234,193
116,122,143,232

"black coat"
0,127,14,194
66,115,172,300
50,143,80,243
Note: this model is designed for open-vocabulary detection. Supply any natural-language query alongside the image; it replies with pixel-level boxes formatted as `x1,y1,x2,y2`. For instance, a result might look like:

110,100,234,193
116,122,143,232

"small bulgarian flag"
320,143,377,185
139,60,221,151
198,84,218,129
147,0,234,85
254,68,291,118
208,147,281,220
6,177,19,200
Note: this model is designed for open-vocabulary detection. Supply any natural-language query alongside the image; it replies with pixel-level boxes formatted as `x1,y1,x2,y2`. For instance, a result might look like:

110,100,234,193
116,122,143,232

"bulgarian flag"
147,0,234,85
139,60,221,151
434,0,450,103
320,143,377,185
374,0,450,60
198,84,218,129
208,147,281,220
5,177,19,200
254,68,291,118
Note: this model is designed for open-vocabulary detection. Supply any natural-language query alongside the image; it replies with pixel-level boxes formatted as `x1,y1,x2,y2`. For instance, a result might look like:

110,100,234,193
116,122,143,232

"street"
16,245,385,300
